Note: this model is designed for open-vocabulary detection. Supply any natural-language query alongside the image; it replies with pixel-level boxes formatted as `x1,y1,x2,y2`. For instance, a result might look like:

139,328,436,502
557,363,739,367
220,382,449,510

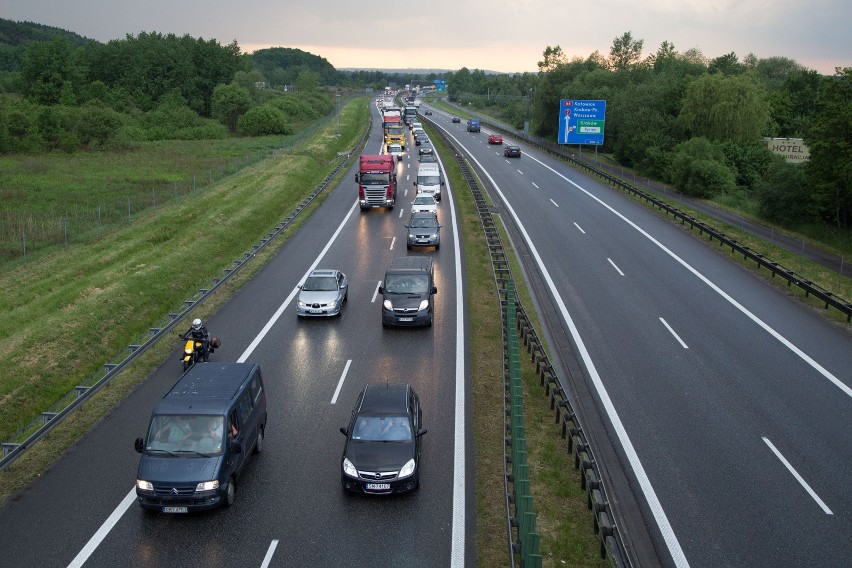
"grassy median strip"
0,99,369,501
427,122,607,567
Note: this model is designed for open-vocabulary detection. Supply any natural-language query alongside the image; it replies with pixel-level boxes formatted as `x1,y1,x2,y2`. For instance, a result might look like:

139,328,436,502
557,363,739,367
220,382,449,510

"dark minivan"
379,256,437,327
134,362,267,513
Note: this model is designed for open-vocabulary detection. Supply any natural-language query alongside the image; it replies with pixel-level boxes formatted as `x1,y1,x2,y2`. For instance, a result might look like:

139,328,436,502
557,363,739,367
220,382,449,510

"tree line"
446,33,851,232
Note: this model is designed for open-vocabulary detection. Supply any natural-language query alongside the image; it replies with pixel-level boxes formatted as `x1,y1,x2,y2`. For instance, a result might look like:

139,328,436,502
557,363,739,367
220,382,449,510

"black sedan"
504,145,521,158
451,116,461,123
340,383,426,494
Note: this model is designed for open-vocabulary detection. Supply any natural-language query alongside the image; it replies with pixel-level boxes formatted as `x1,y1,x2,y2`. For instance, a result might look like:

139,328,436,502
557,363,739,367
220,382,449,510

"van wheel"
253,427,264,454
223,478,236,507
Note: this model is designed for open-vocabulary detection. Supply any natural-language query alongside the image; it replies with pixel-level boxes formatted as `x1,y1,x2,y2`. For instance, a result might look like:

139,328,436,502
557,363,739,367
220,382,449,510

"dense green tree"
708,52,744,76
677,73,770,142
805,68,852,228
211,82,250,132
756,158,811,226
668,137,737,197
20,37,82,105
238,105,291,136
609,32,644,71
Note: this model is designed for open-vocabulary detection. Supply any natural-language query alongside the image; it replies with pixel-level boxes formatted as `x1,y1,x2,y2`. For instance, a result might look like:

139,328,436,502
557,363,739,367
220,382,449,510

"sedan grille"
358,470,399,481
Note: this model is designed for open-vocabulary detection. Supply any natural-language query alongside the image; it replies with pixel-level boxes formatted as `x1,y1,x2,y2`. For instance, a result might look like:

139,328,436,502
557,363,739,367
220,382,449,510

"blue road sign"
558,99,606,145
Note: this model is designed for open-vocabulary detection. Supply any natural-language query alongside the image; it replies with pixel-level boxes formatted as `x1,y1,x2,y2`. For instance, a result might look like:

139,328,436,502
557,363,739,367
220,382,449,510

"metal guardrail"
448,104,852,323
0,112,373,470
427,119,629,566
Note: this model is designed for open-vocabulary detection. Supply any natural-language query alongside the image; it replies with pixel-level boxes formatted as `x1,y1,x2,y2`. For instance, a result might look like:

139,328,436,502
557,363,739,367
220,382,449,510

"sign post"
558,99,606,146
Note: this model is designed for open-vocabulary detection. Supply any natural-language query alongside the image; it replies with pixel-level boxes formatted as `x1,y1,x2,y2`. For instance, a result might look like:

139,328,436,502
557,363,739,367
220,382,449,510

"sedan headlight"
418,300,429,311
136,479,154,492
383,299,393,310
327,299,338,308
297,300,307,308
195,480,219,492
398,459,416,478
343,458,359,478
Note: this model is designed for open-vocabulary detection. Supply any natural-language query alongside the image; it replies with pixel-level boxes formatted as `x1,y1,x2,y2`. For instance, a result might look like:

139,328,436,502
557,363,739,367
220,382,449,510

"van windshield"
417,175,440,185
146,414,225,455
384,274,430,294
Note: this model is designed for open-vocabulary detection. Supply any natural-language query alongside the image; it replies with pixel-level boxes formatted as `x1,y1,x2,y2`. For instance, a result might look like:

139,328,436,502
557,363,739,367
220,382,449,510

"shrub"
668,137,737,197
238,105,291,136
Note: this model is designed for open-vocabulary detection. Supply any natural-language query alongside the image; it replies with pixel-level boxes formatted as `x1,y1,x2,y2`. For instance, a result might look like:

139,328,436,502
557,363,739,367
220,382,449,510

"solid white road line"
763,437,833,514
574,222,585,234
608,258,624,276
67,488,136,568
331,360,352,405
260,540,279,568
372,281,382,303
68,201,361,568
660,318,688,349
435,144,467,568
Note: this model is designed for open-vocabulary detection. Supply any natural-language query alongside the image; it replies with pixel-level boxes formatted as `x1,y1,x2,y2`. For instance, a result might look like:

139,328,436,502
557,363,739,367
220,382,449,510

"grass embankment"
0,99,370,496
425,122,608,567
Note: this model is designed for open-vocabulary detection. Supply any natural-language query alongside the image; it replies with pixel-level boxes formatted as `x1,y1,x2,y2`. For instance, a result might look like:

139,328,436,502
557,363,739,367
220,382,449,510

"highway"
0,102,473,568
422,106,852,567
2,97,850,568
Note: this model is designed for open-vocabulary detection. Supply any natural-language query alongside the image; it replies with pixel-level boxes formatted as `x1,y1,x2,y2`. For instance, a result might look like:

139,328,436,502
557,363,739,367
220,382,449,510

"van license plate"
366,483,390,490
398,317,413,322
162,506,188,513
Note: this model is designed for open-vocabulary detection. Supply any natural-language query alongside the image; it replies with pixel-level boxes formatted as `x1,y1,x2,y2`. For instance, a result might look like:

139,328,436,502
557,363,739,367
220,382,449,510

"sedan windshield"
413,196,435,205
352,415,412,441
303,276,338,291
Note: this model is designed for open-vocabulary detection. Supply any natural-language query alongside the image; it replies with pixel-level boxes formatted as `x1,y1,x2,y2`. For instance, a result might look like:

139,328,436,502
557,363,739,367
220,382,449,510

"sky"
4,0,851,74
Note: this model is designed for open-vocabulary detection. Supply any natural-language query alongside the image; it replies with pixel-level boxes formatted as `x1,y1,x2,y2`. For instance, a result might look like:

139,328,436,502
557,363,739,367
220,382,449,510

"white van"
414,163,443,202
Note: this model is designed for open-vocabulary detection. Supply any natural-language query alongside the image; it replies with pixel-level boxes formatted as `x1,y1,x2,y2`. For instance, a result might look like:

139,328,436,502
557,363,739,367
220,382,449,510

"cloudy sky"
4,0,850,74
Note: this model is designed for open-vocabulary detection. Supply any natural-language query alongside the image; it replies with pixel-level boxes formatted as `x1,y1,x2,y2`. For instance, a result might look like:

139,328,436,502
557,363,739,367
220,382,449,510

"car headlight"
327,299,337,308
343,458,359,478
195,480,219,492
418,300,429,311
383,299,393,310
429,233,438,239
136,479,154,492
297,300,307,308
398,459,416,478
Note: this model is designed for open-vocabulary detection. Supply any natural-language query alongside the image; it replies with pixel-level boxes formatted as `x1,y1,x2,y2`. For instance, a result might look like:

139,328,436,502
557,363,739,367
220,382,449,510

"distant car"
412,127,425,139
411,194,438,216
340,383,426,494
418,143,434,157
424,110,432,115
296,269,348,317
451,117,461,123
418,153,438,163
504,145,521,158
410,122,423,132
415,134,429,146
405,211,441,250
488,133,503,145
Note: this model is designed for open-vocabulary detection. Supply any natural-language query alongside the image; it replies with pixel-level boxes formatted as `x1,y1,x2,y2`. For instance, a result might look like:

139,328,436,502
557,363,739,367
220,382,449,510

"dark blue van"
466,118,480,132
134,363,267,513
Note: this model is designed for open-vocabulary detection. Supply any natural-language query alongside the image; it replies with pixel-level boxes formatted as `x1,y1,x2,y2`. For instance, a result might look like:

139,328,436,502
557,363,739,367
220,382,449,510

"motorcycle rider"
180,318,211,361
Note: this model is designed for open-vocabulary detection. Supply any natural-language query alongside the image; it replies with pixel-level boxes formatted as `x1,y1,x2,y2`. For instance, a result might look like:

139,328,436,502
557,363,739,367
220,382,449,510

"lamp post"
336,88,341,136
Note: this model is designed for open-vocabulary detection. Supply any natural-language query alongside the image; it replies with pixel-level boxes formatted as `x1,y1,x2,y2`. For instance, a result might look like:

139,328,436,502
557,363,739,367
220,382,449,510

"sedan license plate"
366,483,391,491
398,317,413,322
162,506,188,514
309,309,323,314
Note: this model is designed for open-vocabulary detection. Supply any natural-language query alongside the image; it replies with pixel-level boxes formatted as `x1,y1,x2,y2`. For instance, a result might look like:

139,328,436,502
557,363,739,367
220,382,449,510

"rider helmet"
192,318,202,330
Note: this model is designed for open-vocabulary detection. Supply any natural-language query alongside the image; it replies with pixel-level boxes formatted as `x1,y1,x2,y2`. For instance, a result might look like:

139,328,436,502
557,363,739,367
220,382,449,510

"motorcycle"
180,334,221,371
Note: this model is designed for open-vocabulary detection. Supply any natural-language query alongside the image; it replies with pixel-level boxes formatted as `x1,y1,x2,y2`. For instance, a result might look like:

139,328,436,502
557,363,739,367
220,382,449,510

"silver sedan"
296,269,348,317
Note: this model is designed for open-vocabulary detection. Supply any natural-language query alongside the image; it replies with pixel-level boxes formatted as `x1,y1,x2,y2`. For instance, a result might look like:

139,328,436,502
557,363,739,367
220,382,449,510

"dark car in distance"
504,145,521,158
451,116,461,123
340,383,426,494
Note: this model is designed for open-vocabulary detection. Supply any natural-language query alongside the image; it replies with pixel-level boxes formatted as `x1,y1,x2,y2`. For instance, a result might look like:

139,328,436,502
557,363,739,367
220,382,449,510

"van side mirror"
378,286,384,294
432,286,438,294
134,437,144,453
417,428,427,437
354,173,360,182
340,427,349,436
